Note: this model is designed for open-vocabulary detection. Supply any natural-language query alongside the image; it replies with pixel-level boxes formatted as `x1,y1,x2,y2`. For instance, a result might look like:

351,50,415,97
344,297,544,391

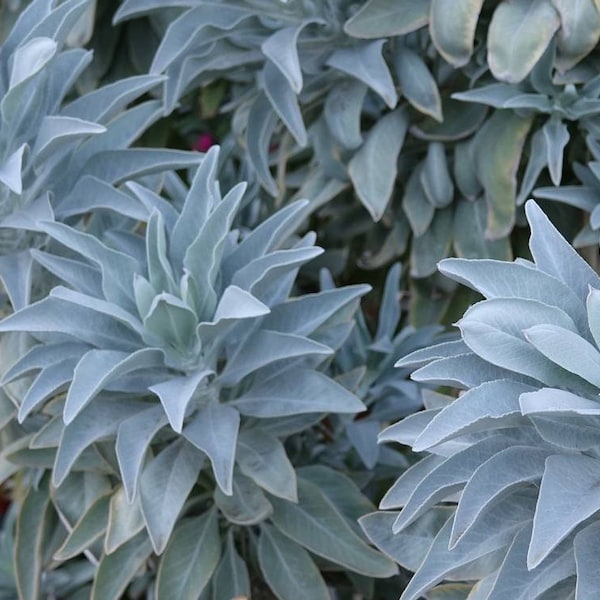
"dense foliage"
3,1,600,599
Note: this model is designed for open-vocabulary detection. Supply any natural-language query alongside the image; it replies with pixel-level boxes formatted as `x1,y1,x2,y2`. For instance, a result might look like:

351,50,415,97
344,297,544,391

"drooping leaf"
430,0,484,66
183,400,240,495
344,0,430,38
487,0,561,83
258,523,329,600
348,108,409,221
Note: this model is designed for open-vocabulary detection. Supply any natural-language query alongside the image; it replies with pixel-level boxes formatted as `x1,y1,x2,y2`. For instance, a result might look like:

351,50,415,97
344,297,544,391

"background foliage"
3,0,600,599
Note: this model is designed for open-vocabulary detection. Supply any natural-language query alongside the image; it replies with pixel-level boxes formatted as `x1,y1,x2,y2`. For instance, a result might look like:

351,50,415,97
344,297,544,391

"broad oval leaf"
487,0,560,83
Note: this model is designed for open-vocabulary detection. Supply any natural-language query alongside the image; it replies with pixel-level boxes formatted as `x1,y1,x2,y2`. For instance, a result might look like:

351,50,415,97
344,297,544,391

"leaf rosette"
362,200,600,599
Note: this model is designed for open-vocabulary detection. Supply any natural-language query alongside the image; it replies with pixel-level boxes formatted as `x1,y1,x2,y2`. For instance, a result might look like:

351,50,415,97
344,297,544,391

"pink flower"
191,133,216,152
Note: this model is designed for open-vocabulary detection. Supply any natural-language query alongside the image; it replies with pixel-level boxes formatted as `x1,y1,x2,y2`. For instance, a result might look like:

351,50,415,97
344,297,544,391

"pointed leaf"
348,108,408,221
183,401,240,495
155,510,220,600
326,40,398,108
344,0,430,38
140,439,205,554
258,524,329,600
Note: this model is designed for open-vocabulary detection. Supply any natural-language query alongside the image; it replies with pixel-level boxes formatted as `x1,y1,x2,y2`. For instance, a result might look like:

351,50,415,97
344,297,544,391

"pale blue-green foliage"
0,146,398,598
362,200,600,599
0,0,199,312
314,263,450,476
535,134,600,248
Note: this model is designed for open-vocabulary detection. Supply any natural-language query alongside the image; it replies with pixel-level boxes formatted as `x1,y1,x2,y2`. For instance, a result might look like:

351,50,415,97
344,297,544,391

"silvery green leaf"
18,357,79,421
402,167,435,236
410,206,453,278
413,99,488,143
62,74,164,123
394,46,442,121
517,129,547,205
105,487,145,554
116,405,168,502
214,472,273,525
373,262,402,346
184,182,246,319
533,185,598,213
453,199,512,261
411,354,527,389
113,0,202,22
236,429,297,501
503,93,553,111
587,286,600,348
413,380,533,452
40,221,140,311
25,0,90,47
146,211,177,296
552,0,600,71
261,287,370,338
91,531,152,600
450,446,549,548
211,531,250,600
149,369,211,434
488,0,560,83
0,144,26,194
140,439,204,554
270,478,398,577
529,454,600,568
348,108,408,221
149,4,251,74
261,61,307,147
453,140,482,199
213,286,269,323
347,419,381,469
380,455,447,510
54,399,146,486
14,481,51,600
220,331,332,386
452,83,524,108
1,0,53,61
543,116,569,186
48,286,144,337
0,251,33,310
63,348,163,425
262,24,307,93
183,400,240,495
574,521,600,598
233,368,365,417
392,437,512,533
488,525,575,600
80,148,201,186
526,200,600,298
430,0,484,66
343,0,430,38
298,466,376,536
33,115,105,165
324,80,367,150
54,493,110,560
56,176,147,221
258,523,329,600
222,199,308,280
458,298,584,387
420,143,454,207
439,258,587,333
472,111,533,238
524,324,600,387
170,146,219,269
360,509,451,572
400,496,534,600
155,510,220,600
143,293,198,352
245,93,279,196
231,246,323,301
125,181,179,232
519,388,600,417
9,36,56,89
326,40,398,109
